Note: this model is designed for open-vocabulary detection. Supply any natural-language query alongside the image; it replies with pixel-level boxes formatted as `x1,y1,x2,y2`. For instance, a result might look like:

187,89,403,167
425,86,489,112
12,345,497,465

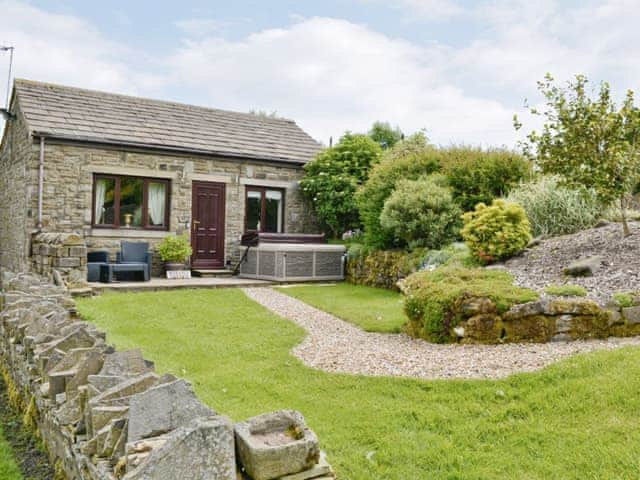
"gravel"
243,287,640,380
501,221,640,304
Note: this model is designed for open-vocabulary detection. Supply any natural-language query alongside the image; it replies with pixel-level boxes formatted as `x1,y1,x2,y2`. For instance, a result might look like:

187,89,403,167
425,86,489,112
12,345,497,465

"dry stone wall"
0,271,333,480
31,232,88,289
422,296,640,344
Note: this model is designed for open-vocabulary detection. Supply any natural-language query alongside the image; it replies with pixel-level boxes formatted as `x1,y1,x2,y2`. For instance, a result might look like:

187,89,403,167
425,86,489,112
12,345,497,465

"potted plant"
157,234,192,271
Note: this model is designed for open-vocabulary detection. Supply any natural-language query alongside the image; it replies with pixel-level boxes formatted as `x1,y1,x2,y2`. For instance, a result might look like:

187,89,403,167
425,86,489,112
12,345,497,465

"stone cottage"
0,79,321,276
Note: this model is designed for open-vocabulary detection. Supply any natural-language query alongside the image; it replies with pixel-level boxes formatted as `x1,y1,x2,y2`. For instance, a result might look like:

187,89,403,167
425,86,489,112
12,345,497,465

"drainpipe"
37,135,44,231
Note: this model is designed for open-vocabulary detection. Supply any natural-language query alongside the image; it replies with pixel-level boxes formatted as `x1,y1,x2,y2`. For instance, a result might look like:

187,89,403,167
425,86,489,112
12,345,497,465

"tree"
515,74,640,236
300,133,382,237
368,121,403,149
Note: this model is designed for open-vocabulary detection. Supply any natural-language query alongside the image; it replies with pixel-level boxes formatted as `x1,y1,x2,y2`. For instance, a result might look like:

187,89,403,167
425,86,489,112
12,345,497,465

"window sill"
87,228,172,239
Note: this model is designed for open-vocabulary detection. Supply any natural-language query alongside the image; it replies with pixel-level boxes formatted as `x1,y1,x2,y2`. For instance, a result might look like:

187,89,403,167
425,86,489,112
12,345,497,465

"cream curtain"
266,189,283,232
94,179,107,224
148,182,166,226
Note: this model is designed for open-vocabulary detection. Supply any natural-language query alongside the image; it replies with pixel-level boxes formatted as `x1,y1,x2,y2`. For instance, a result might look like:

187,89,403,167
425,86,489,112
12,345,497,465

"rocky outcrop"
0,271,333,479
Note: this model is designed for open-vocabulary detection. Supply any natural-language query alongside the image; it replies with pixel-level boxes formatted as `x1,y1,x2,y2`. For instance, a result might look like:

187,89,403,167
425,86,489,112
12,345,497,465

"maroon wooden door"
191,181,226,269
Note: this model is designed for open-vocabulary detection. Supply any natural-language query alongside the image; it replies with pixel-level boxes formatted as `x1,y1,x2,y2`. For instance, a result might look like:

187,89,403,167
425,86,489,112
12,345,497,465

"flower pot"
164,262,186,272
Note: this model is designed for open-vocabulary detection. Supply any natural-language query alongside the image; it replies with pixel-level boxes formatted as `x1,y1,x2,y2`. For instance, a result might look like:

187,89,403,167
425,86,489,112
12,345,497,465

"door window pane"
119,177,144,227
94,178,116,225
148,182,167,227
265,189,283,233
246,190,262,231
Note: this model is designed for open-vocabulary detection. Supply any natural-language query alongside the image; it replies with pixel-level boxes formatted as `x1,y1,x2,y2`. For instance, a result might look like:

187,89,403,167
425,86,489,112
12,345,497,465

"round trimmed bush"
506,175,603,237
379,175,462,249
461,199,531,263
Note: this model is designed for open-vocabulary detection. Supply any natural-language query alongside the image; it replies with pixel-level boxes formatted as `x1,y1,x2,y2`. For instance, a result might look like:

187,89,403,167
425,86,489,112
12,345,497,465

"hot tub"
239,243,346,282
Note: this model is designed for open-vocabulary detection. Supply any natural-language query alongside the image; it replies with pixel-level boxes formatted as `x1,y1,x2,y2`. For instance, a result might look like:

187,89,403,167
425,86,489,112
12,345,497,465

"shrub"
402,265,538,343
506,176,603,237
602,205,640,223
357,133,439,248
300,133,382,237
346,249,428,290
441,147,532,212
461,200,531,263
544,284,588,297
613,292,635,308
379,175,462,249
357,140,530,249
157,234,192,263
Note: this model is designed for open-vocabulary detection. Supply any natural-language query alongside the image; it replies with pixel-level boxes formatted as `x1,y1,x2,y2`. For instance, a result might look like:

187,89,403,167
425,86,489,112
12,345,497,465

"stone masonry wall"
34,141,318,276
31,232,88,289
0,100,37,272
0,271,332,479
406,295,640,344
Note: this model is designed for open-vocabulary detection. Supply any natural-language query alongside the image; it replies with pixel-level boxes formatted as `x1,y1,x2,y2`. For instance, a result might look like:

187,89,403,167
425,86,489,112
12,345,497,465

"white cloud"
2,0,640,149
0,1,165,98
167,17,515,146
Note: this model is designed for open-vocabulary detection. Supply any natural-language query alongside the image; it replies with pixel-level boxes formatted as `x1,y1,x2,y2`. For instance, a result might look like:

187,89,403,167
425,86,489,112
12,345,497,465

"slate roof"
13,79,322,164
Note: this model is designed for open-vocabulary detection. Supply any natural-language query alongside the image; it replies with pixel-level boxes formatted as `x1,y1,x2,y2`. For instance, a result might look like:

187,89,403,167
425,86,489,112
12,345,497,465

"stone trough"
235,410,323,480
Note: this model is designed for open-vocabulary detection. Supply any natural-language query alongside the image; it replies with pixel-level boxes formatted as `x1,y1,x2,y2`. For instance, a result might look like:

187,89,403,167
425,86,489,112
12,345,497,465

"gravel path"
243,287,640,380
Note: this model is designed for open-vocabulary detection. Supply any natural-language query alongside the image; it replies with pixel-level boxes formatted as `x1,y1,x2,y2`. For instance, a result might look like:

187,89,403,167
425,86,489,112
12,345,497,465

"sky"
0,0,639,148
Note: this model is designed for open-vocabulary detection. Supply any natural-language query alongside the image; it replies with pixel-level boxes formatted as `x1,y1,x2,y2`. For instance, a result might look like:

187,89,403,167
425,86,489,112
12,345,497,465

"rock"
279,451,333,480
89,373,160,407
554,315,572,334
123,416,236,480
100,349,152,377
505,300,548,319
563,256,602,277
91,406,129,434
544,298,602,316
459,297,496,316
127,379,215,442
622,305,640,324
235,410,320,480
463,314,502,343
527,237,543,248
607,309,623,326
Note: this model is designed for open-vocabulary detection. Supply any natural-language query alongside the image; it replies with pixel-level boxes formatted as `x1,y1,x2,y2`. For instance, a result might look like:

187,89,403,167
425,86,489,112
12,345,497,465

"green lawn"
0,427,22,480
276,283,406,333
78,290,640,480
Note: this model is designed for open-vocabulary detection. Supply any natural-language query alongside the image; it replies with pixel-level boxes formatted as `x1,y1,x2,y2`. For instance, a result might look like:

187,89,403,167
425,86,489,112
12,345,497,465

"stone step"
191,269,234,278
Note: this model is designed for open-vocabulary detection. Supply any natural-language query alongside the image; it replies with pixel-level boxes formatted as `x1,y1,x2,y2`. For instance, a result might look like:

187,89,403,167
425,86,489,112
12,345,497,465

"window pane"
120,177,144,227
148,182,167,227
246,190,262,231
265,189,283,233
94,178,116,225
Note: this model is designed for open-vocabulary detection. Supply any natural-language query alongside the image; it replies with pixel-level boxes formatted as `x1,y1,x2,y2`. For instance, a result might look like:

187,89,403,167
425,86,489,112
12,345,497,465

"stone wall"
408,295,640,344
0,100,37,272
31,232,88,289
36,141,318,275
0,271,334,480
